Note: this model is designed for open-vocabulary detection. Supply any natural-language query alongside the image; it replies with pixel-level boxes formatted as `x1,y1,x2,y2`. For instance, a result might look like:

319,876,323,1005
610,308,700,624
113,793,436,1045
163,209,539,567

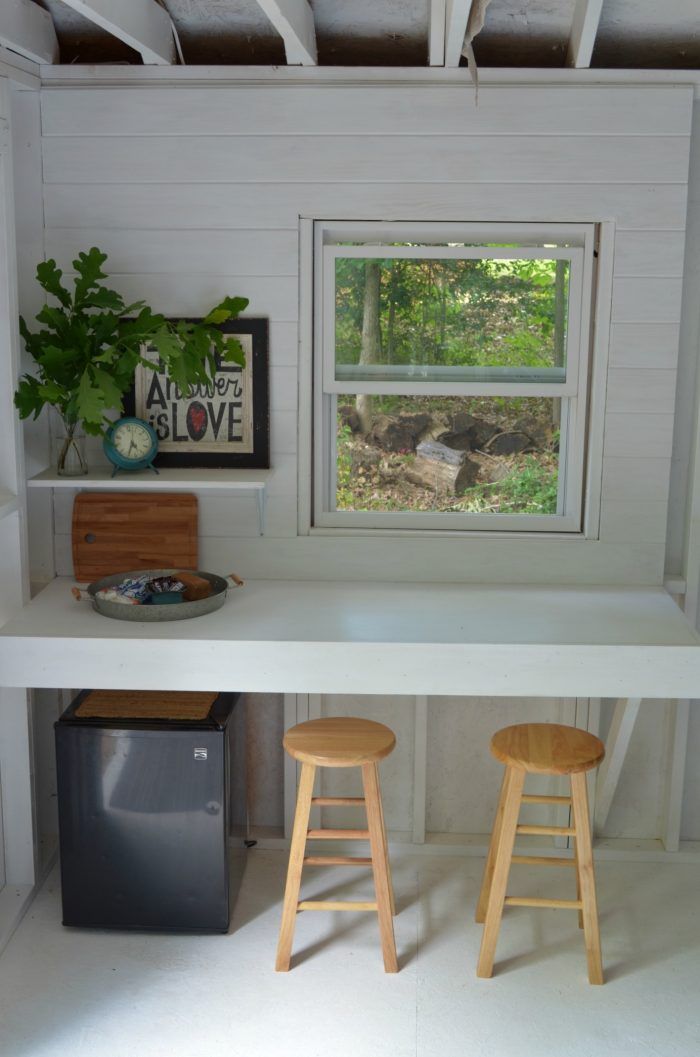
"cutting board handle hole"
84,533,96,544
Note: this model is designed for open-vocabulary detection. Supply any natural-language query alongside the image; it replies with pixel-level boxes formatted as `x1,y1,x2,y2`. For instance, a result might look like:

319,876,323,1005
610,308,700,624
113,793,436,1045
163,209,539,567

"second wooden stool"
476,722,605,984
275,716,397,973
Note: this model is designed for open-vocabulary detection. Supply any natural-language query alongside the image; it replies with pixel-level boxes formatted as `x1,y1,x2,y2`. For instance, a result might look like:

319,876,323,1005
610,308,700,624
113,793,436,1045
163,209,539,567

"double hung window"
313,221,596,533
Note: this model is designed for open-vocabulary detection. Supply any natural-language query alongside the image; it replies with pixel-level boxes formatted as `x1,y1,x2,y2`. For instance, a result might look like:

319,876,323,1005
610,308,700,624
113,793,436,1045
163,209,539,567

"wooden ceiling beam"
0,0,58,65
567,0,604,68
444,0,471,67
255,0,317,66
429,0,446,67
58,0,176,65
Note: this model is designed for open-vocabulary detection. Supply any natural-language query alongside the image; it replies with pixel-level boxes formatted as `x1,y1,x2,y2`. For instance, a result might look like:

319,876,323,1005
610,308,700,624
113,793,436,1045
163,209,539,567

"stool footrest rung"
511,855,576,867
307,828,370,840
504,896,583,910
521,794,571,805
298,900,378,912
311,797,365,806
516,824,576,836
303,856,372,866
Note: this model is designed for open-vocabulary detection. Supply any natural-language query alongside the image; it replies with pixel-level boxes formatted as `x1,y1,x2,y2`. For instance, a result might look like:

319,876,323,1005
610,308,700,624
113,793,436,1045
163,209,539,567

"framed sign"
126,318,269,469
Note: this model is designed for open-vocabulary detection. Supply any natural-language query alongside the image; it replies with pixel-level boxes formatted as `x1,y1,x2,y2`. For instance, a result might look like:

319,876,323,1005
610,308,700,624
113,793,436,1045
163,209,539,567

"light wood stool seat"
275,717,398,973
476,722,606,985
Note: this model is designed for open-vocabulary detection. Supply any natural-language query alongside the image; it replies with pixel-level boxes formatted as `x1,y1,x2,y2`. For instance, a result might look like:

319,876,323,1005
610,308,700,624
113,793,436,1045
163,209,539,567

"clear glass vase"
54,413,88,477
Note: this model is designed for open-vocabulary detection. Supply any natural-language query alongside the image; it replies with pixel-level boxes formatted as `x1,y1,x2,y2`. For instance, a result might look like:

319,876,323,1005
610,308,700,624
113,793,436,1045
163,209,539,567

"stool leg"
375,767,396,916
572,822,584,930
362,762,398,973
275,762,316,972
570,772,604,985
477,766,524,979
475,767,510,924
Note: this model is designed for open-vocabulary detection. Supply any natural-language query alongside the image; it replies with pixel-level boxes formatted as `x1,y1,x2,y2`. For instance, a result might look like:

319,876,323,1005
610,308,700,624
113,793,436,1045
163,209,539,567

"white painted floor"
0,850,699,1057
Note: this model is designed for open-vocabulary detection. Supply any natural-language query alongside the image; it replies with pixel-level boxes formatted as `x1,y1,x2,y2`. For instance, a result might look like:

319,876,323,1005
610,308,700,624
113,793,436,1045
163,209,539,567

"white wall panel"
601,457,671,504
42,136,692,187
317,694,415,834
426,697,575,835
45,228,299,277
605,369,677,415
599,501,669,544
41,85,694,138
44,181,690,233
613,230,686,278
611,278,684,324
603,414,674,460
608,323,682,369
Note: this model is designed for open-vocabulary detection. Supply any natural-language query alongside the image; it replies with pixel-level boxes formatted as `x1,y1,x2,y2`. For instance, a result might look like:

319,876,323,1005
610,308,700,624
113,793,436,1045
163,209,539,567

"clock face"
112,420,154,461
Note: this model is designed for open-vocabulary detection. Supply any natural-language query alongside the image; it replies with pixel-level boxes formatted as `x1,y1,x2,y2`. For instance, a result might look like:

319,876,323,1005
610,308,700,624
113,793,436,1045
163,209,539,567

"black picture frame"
124,317,269,469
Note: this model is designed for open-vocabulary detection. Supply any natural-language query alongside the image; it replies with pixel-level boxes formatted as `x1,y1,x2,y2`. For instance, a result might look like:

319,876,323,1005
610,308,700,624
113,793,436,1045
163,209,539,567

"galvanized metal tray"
72,569,242,622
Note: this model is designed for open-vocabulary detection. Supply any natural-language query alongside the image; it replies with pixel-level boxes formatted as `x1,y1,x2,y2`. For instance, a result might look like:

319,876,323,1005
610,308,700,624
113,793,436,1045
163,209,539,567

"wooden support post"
594,697,642,833
412,695,428,844
662,698,690,852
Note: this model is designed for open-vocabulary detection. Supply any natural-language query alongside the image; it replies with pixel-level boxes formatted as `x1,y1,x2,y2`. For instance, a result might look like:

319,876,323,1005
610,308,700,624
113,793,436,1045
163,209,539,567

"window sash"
323,244,585,396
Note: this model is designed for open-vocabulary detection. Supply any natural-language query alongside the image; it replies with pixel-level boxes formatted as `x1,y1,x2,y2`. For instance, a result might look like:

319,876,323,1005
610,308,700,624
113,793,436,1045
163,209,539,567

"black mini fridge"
55,689,240,932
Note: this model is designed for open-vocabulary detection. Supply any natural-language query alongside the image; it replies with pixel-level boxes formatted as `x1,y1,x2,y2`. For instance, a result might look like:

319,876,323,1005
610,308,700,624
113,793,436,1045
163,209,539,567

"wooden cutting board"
72,492,198,582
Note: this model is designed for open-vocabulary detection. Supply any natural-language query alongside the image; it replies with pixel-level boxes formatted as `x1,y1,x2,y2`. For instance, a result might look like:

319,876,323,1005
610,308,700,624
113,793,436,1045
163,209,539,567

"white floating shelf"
27,467,271,492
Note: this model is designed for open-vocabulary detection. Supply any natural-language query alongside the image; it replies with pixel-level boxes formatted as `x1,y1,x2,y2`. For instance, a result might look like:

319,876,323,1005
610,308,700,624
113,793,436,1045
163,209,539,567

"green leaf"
37,380,66,405
36,259,71,308
37,343,82,383
76,368,106,429
14,376,45,419
203,296,249,325
35,305,71,337
81,286,125,312
220,335,245,368
73,247,108,306
91,366,125,411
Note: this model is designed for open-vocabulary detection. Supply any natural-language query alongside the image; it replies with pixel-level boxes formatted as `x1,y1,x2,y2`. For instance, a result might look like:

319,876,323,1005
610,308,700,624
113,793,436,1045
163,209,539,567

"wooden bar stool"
476,722,605,984
275,716,398,973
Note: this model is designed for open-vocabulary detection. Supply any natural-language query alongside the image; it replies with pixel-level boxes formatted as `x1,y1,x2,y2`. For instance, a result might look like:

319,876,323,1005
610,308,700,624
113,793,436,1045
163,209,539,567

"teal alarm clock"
103,417,159,477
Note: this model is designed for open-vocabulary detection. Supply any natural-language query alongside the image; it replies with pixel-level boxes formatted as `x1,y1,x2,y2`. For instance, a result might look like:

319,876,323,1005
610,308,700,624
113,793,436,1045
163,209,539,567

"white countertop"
1,578,699,698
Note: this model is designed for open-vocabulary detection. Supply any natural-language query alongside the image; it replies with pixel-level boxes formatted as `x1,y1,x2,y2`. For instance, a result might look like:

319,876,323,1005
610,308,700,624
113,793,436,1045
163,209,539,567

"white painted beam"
567,0,604,69
444,0,471,67
58,0,176,65
0,0,58,66
594,698,642,833
412,696,428,843
661,698,689,852
255,0,317,66
429,0,446,67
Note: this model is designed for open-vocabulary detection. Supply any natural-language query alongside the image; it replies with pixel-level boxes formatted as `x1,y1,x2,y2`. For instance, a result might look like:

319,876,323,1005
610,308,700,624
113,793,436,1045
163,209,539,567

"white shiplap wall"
40,82,692,585
32,79,697,844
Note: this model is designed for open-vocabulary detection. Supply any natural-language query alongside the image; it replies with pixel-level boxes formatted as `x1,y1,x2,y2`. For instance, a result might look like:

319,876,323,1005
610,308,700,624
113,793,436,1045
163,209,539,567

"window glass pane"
334,257,570,384
335,396,561,515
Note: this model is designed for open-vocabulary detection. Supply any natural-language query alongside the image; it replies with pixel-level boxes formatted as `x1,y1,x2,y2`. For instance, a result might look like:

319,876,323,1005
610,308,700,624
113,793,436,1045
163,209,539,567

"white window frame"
312,220,597,535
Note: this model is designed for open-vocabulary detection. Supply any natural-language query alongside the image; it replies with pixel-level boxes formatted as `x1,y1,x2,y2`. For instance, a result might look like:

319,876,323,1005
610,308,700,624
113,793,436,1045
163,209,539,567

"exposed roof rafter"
57,0,176,65
444,0,471,68
567,0,604,69
254,0,317,66
0,0,58,65
429,0,446,67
